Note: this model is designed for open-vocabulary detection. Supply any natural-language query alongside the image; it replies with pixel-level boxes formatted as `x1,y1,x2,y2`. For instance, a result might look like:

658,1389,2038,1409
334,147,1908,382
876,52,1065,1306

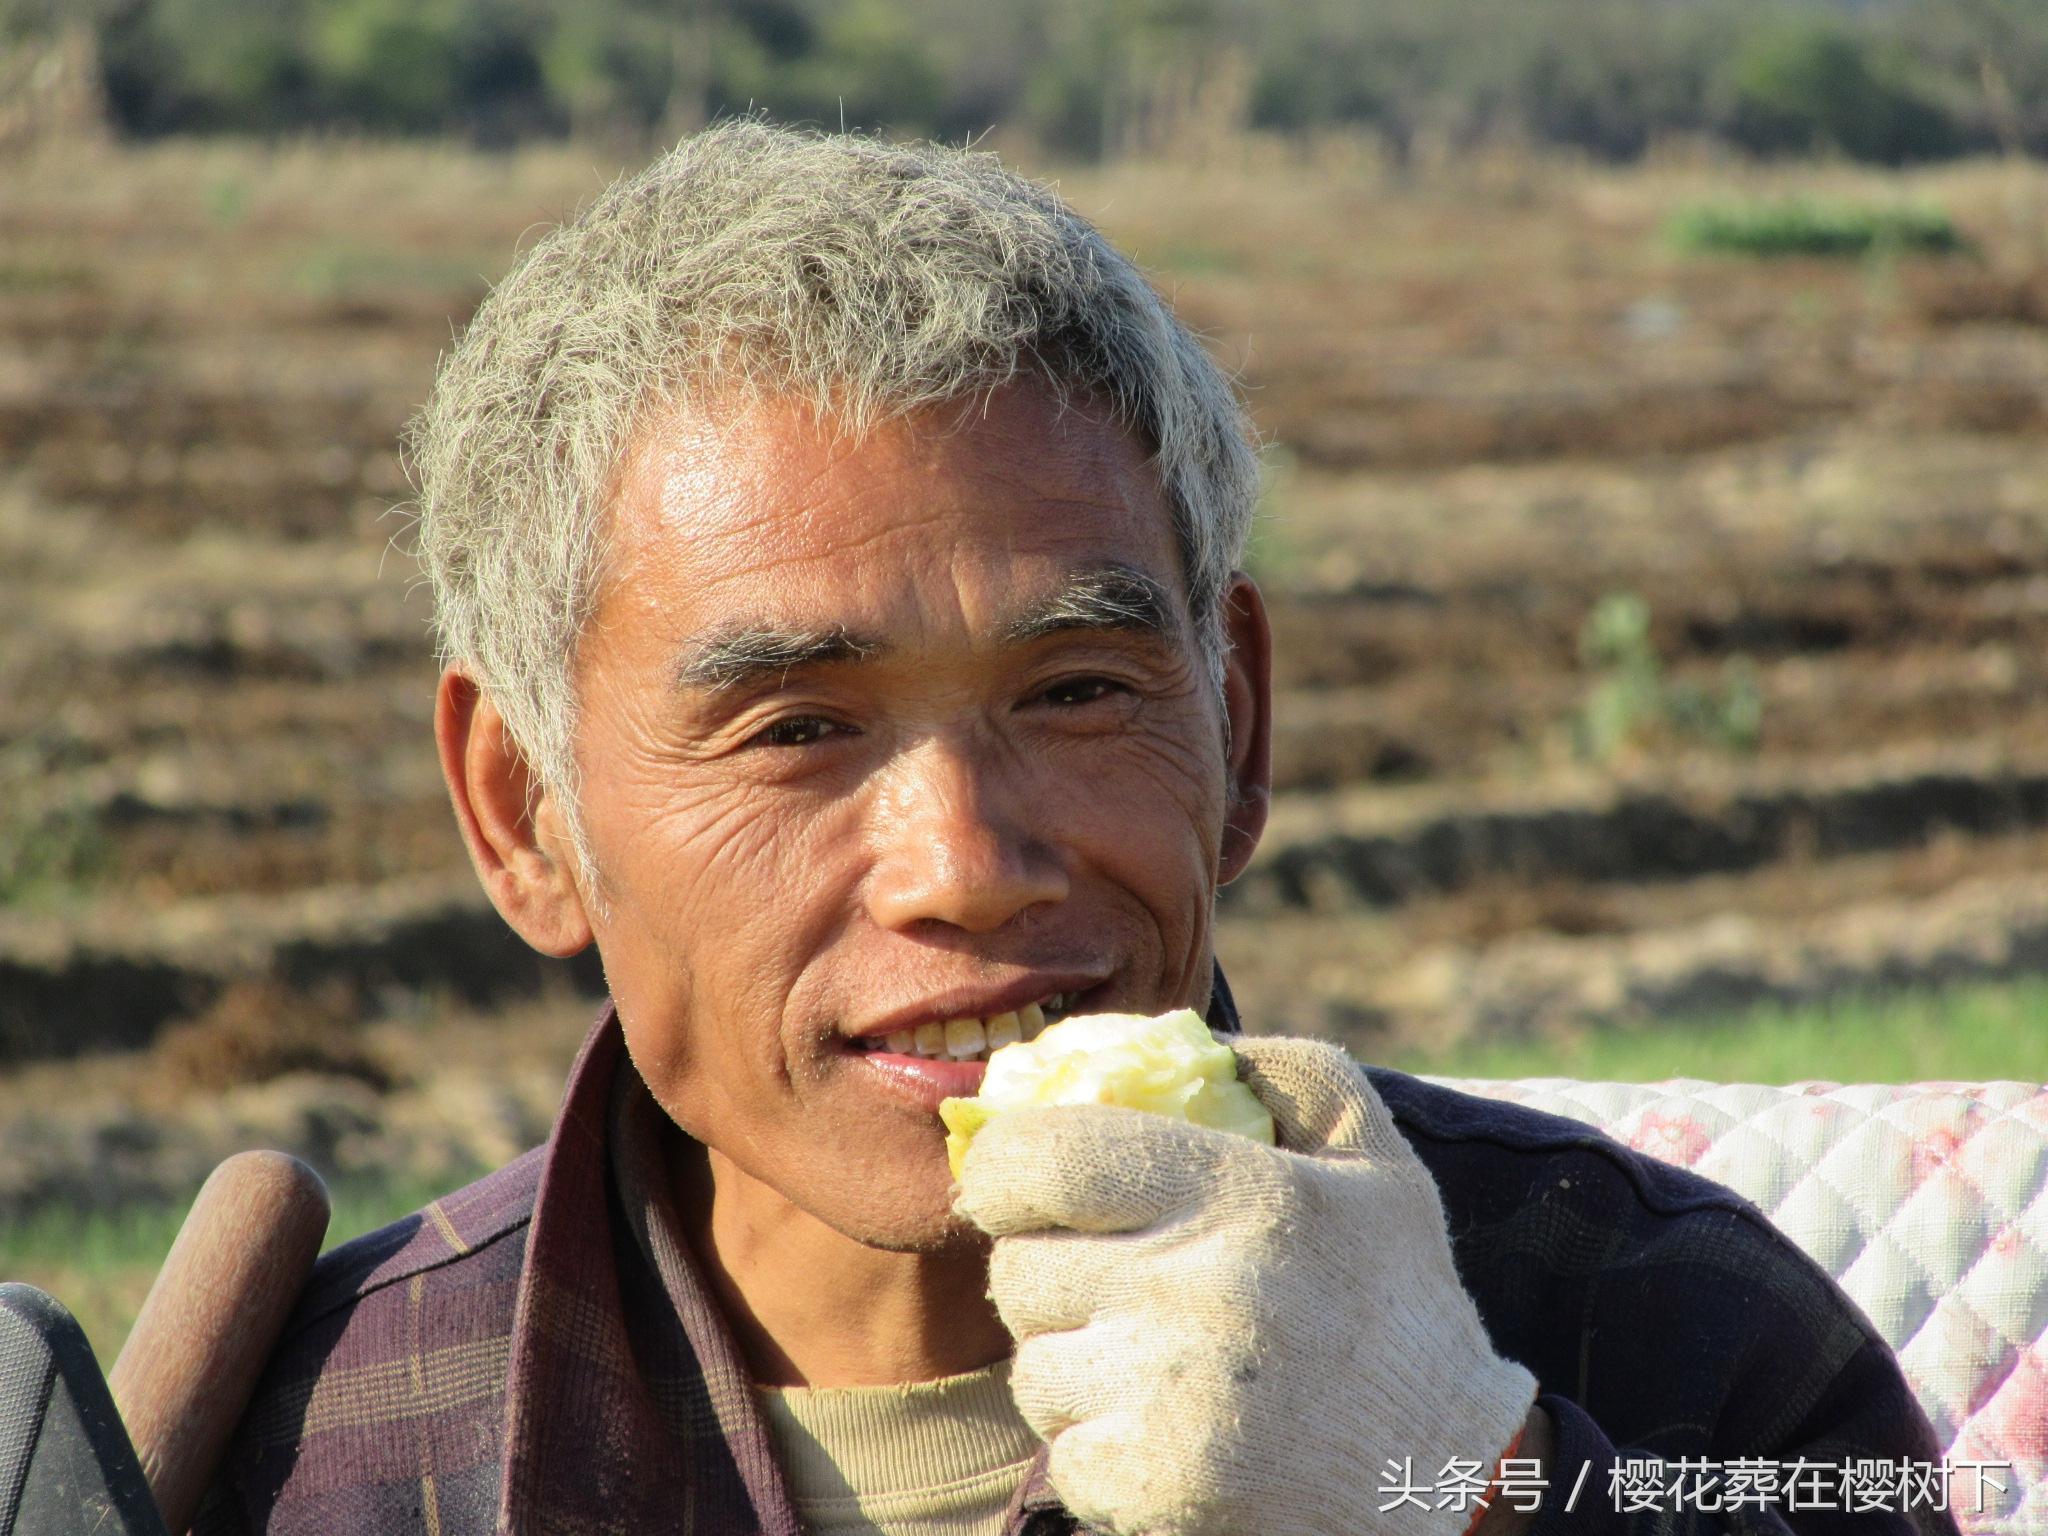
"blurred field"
5,134,2048,1276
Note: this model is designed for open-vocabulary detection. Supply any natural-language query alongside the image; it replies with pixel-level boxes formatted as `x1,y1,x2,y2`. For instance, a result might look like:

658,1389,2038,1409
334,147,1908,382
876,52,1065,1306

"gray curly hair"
408,119,1261,870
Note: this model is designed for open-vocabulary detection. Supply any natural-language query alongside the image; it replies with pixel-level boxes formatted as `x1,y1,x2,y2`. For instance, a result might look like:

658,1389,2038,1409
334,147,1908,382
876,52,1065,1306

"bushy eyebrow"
671,562,1176,694
674,625,883,692
998,563,1175,644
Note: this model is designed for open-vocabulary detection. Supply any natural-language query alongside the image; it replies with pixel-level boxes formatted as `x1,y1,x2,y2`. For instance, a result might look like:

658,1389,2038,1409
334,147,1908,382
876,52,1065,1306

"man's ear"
434,668,594,958
1217,572,1273,886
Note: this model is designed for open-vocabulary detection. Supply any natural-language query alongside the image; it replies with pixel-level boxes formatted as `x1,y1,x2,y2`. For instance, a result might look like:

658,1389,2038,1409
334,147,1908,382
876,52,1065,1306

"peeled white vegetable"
939,1008,1275,1176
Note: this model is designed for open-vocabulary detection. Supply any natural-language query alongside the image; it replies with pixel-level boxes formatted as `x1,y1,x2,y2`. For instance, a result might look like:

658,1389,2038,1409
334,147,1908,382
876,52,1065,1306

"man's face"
569,379,1268,1248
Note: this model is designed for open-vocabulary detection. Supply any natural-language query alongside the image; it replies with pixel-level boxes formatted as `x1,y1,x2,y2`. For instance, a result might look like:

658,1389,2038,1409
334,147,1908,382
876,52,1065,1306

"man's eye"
1041,677,1121,707
752,716,846,747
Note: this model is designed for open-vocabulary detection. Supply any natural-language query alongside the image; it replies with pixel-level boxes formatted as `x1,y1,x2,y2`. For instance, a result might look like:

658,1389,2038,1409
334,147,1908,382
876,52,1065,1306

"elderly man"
200,123,1950,1536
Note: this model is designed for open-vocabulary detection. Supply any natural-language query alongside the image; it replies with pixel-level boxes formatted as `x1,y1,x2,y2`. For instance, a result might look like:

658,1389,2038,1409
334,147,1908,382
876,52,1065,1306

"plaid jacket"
198,984,1956,1536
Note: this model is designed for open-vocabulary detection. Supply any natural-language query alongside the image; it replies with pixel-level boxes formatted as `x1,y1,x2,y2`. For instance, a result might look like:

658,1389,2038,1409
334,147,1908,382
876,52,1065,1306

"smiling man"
199,123,1952,1536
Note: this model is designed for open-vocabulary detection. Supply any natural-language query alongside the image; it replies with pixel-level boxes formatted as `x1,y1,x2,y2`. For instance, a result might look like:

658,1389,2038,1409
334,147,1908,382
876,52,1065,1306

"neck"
670,1136,1011,1388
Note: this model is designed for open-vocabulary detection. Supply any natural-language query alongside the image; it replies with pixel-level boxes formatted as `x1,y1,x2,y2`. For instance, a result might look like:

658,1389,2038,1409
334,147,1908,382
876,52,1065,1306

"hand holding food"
951,1029,1538,1536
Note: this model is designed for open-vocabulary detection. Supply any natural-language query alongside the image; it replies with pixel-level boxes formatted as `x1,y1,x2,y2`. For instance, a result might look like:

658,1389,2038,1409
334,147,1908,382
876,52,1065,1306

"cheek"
1007,709,1229,976
1075,706,1228,855
607,776,860,961
1037,720,1225,1009
581,750,866,1090
582,668,857,903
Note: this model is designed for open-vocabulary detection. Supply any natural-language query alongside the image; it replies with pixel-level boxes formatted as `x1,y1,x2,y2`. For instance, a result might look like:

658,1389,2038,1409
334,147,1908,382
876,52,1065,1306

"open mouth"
851,992,1078,1066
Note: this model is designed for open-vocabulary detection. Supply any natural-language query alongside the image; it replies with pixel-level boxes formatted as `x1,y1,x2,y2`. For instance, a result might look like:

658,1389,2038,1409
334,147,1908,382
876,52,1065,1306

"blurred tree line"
3,0,2047,162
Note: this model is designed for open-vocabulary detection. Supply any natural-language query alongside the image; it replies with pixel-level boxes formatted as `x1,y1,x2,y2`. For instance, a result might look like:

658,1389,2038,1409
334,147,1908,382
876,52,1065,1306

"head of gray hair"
407,119,1262,877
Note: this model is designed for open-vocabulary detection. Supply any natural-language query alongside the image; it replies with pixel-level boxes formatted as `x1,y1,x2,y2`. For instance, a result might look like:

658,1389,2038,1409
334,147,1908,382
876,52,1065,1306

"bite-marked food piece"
938,1009,1275,1177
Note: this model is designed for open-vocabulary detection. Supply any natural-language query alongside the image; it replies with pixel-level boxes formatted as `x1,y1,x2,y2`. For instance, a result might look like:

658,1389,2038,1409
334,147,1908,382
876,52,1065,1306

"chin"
824,1179,985,1255
854,1212,991,1257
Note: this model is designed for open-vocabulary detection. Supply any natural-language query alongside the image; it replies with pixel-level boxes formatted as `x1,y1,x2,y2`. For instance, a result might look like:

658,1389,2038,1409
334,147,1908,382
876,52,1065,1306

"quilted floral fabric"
1424,1076,2048,1535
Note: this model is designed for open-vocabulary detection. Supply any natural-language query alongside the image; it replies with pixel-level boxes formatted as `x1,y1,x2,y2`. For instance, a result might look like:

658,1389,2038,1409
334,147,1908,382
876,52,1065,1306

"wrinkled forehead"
593,378,1189,633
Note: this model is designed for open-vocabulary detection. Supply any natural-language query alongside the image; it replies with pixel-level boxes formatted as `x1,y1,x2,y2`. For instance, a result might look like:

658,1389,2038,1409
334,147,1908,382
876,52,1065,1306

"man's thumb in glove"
1233,1034,1418,1165
955,1103,1239,1237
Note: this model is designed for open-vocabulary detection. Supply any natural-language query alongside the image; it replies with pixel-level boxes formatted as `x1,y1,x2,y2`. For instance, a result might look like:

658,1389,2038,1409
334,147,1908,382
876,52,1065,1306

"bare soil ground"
5,138,2048,1212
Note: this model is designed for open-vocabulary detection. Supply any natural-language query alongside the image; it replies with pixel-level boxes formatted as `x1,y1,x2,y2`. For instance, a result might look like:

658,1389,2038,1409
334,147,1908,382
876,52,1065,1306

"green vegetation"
0,799,109,910
1725,15,1960,165
1391,977,2048,1084
7,0,2048,162
1573,592,1762,764
1669,198,1968,259
289,244,492,299
0,254,98,293
0,1168,484,1366
1242,444,1304,587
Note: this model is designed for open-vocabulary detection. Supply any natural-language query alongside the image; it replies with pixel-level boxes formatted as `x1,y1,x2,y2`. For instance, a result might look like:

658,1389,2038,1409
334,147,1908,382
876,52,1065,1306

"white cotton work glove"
952,1034,1539,1536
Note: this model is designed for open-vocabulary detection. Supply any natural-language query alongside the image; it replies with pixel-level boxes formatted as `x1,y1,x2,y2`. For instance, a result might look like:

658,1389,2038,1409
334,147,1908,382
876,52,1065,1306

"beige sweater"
753,1359,1040,1536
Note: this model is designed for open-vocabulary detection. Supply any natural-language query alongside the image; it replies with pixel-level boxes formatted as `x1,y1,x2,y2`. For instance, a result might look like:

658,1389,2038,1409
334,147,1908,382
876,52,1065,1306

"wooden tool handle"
108,1152,331,1535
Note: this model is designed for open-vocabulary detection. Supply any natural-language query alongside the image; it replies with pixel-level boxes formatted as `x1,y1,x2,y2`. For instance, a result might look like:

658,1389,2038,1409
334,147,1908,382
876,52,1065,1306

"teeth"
944,1017,987,1059
863,993,1075,1062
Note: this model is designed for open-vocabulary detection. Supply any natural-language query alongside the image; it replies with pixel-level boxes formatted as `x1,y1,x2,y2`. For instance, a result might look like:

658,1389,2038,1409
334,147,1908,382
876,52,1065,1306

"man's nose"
865,740,1069,934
